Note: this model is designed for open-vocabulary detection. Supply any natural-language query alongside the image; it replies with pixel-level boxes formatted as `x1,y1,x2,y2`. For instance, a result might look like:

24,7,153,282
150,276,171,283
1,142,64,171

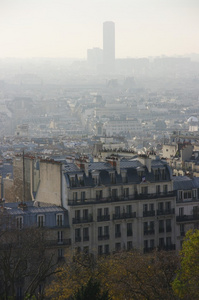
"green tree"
172,229,199,299
72,277,111,300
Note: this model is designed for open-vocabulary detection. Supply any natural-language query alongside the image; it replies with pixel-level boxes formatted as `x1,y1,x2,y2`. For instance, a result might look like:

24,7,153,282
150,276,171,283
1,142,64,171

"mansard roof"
64,158,172,188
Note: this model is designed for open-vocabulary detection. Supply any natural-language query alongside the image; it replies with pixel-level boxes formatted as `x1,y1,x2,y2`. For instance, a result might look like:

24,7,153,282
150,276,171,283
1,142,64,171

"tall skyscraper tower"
103,21,115,72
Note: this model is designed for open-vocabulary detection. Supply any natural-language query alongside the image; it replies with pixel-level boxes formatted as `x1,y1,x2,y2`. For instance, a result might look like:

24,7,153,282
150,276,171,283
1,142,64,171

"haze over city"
1,0,199,58
1,0,199,299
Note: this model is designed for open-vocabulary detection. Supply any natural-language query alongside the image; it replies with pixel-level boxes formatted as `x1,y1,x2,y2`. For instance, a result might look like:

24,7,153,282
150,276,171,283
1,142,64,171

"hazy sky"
1,0,199,58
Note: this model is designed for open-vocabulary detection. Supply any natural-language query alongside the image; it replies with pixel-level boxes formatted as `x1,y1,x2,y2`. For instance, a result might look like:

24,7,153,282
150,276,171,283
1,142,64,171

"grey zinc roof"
88,162,113,171
173,176,195,190
4,203,66,216
120,160,142,169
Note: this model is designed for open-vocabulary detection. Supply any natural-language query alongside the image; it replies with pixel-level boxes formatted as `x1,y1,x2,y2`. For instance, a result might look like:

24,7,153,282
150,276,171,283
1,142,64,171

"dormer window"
121,171,127,183
78,175,84,186
110,172,116,184
154,169,160,181
93,175,99,186
70,176,76,187
161,169,166,180
56,214,64,227
37,215,45,227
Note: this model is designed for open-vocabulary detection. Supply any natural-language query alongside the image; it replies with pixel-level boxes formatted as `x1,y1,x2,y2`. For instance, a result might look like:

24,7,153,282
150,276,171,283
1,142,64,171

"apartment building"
35,155,176,255
173,176,199,250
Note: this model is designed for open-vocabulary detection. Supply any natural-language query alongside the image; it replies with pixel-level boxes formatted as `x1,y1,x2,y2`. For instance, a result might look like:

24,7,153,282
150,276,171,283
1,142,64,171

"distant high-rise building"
87,47,103,69
103,21,115,72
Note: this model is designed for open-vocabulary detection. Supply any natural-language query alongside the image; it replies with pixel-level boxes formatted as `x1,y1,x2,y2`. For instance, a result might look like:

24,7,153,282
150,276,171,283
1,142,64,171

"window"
127,223,132,236
115,224,121,238
179,207,184,216
83,209,88,220
163,185,168,194
143,204,147,212
98,227,103,237
83,227,89,241
193,206,199,216
56,214,63,227
58,231,63,243
115,243,121,251
150,221,154,231
127,241,133,251
97,208,102,217
104,207,109,215
112,189,118,198
81,192,86,202
154,169,160,180
98,245,103,255
115,206,120,215
162,169,166,180
165,202,171,211
184,191,192,199
126,205,132,214
104,244,109,254
178,191,183,200
180,224,185,236
144,222,148,232
158,202,164,211
193,189,197,199
110,172,116,184
149,203,154,211
96,190,102,200
166,237,172,246
166,219,171,232
75,228,81,242
150,239,154,248
16,216,23,229
75,210,80,220
144,240,148,249
124,188,129,198
37,215,45,227
70,176,76,187
141,186,148,195
159,238,164,247
104,226,109,236
159,220,164,233
78,176,84,186
156,185,160,194
73,192,77,201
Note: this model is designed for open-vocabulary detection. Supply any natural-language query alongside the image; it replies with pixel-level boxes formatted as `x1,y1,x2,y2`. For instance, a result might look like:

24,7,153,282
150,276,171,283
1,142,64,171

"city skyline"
1,0,199,59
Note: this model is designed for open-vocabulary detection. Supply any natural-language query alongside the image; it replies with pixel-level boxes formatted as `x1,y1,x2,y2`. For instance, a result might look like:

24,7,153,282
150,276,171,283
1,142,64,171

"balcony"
72,216,93,224
144,247,155,253
158,244,176,251
157,208,175,216
98,234,109,241
144,229,155,235
46,239,71,247
68,192,176,206
176,214,199,222
115,232,121,238
143,210,155,217
113,212,136,220
97,215,110,222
